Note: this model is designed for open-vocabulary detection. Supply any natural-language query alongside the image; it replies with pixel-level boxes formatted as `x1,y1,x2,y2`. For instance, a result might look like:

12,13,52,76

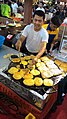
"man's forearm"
34,42,47,60
18,35,25,44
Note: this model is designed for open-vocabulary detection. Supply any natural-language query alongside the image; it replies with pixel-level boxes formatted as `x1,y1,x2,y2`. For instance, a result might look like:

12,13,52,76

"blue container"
0,35,5,48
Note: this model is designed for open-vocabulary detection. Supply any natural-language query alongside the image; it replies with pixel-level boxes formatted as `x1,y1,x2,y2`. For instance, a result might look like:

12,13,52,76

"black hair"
51,15,63,27
33,10,45,20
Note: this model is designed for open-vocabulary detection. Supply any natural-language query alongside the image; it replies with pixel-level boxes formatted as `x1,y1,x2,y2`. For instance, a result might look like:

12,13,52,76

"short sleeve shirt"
21,24,48,53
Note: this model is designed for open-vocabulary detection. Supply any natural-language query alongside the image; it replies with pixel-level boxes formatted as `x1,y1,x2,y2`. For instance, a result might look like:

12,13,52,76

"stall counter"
0,45,59,119
0,45,21,70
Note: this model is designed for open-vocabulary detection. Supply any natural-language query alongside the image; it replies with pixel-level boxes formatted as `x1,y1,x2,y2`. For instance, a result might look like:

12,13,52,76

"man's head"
33,10,45,31
38,2,43,8
50,15,62,31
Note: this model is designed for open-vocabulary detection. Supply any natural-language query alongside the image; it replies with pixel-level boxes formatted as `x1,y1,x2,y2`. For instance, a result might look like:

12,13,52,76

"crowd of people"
0,0,66,62
0,0,24,18
0,0,67,20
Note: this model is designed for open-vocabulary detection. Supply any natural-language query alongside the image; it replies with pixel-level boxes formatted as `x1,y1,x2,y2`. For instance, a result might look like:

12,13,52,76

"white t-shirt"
22,24,48,53
11,3,18,14
36,7,45,13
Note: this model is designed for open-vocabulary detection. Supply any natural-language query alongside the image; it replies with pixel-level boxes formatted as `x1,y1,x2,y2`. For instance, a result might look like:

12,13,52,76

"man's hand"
32,57,37,65
15,40,22,51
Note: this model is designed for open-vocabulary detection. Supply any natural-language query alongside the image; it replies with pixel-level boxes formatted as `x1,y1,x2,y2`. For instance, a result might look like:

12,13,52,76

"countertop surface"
0,45,21,69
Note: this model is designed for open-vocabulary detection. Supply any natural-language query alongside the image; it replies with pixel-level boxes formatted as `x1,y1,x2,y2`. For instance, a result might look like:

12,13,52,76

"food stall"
0,44,66,119
0,8,67,118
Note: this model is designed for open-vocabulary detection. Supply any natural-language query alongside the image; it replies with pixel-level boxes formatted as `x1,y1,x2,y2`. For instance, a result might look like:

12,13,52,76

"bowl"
0,35,5,48
8,23,16,27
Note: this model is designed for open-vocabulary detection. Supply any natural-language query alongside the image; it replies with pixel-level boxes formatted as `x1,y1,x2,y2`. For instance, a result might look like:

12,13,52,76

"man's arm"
50,28,59,52
33,41,47,64
49,40,56,52
15,35,26,51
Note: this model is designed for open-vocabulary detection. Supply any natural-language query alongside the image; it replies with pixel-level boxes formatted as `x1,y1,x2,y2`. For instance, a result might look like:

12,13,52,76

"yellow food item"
11,58,20,63
23,79,34,86
43,79,53,86
18,70,25,77
27,64,35,69
16,65,20,70
20,69,30,75
8,67,19,74
34,77,43,86
20,61,28,65
13,72,22,80
28,60,32,64
30,69,40,76
23,56,31,60
3,53,13,58
59,66,67,73
20,57,25,61
23,73,33,79
8,23,15,26
36,62,45,68
40,56,50,62
54,60,62,66
36,62,41,67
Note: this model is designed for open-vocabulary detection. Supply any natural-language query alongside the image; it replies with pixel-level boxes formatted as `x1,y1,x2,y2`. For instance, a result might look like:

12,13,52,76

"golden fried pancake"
30,69,40,76
13,72,22,80
18,70,26,77
20,60,28,65
23,79,34,86
23,56,31,60
30,55,35,59
54,60,62,66
23,73,33,79
8,67,19,74
11,58,20,63
43,79,53,86
40,56,50,62
20,57,25,61
16,65,20,70
34,77,43,86
27,64,35,70
28,60,32,64
36,62,41,67
59,66,67,72
24,55,35,60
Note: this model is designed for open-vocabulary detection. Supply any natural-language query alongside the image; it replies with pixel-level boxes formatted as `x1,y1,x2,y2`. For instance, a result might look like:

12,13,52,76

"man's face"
39,3,43,8
33,15,44,31
50,21,58,31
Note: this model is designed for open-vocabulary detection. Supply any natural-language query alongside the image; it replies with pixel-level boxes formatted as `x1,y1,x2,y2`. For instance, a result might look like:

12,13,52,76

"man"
1,1,11,18
43,15,63,53
15,10,48,64
36,1,45,13
11,0,18,15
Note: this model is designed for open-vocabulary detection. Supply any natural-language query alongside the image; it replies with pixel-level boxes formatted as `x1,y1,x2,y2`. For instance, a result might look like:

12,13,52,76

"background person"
11,0,18,15
42,15,63,53
1,1,11,18
15,10,48,64
36,1,45,13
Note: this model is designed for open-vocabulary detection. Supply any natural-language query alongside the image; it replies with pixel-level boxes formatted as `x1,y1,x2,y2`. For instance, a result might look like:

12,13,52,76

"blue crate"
0,35,5,48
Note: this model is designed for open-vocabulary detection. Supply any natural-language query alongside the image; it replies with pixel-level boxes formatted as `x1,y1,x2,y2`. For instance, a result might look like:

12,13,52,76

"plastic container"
0,35,5,48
